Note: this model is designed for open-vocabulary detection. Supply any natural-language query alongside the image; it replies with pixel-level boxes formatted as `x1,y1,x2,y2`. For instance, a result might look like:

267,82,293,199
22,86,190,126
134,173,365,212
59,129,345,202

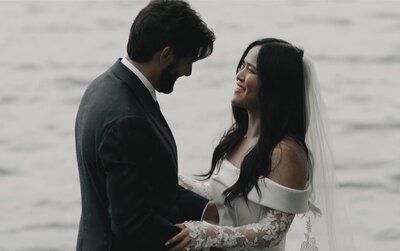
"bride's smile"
231,45,261,111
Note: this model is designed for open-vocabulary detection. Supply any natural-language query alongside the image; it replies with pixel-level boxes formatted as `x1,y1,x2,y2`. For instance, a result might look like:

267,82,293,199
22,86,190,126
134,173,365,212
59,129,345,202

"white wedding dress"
179,159,312,251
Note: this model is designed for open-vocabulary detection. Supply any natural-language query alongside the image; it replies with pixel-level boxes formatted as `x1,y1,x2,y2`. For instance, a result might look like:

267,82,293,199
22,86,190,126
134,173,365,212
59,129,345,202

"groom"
75,0,215,250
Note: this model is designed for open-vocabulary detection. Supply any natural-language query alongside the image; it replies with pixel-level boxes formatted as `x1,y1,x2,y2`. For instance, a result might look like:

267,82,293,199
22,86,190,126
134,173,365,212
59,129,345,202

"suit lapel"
110,59,178,167
153,102,178,157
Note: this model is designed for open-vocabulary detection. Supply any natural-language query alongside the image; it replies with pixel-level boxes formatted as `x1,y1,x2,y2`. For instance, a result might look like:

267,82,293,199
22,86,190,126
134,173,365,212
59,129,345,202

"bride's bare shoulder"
269,138,309,190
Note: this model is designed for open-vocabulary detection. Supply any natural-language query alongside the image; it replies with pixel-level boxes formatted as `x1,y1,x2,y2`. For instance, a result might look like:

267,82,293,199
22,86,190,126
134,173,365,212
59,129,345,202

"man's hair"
127,0,215,62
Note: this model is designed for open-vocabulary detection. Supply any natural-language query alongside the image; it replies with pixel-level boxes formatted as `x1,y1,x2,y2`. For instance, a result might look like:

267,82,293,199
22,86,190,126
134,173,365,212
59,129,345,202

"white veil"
286,55,356,251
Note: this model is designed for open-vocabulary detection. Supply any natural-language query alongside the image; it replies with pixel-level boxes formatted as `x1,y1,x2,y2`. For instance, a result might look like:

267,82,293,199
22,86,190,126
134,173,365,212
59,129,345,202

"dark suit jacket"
75,59,208,251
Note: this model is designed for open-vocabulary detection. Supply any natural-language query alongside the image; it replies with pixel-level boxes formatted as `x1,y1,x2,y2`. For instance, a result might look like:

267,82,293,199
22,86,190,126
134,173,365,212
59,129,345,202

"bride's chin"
231,99,243,108
231,98,237,106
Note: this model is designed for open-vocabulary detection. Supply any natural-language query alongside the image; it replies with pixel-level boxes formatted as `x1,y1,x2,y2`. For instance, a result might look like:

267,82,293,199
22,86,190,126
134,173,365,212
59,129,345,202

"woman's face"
231,45,261,111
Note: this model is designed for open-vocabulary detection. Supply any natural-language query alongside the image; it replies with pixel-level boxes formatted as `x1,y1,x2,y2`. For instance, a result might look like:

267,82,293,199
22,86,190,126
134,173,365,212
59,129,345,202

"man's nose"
183,64,192,76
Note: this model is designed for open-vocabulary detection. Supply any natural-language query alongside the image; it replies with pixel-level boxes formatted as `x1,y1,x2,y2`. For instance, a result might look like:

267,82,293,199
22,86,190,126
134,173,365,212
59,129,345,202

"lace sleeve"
178,174,213,200
183,207,295,250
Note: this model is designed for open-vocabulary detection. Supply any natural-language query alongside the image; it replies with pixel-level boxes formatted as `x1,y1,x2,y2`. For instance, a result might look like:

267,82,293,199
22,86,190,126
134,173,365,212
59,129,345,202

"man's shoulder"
81,75,144,118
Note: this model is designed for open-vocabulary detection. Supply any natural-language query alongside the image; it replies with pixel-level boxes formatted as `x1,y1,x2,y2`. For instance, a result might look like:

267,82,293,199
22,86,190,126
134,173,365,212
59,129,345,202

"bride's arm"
178,207,294,251
178,174,213,200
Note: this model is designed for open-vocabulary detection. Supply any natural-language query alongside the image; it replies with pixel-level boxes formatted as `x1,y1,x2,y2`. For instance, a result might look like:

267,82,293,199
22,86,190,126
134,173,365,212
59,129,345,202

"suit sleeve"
98,116,181,249
176,173,210,222
177,185,209,222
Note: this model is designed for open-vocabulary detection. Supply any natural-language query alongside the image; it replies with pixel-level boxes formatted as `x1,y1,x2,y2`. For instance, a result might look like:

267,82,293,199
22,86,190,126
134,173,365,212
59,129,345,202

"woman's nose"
236,68,245,81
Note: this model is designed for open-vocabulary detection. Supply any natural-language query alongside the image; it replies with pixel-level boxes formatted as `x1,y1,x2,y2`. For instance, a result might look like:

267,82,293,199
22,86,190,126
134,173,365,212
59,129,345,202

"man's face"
157,57,193,94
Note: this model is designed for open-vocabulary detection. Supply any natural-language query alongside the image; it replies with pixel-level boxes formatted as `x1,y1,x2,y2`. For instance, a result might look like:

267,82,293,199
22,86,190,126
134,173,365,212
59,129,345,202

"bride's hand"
166,224,194,251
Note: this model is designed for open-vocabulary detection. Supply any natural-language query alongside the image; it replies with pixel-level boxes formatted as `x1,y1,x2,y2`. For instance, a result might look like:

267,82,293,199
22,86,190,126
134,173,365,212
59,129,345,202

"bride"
166,38,354,251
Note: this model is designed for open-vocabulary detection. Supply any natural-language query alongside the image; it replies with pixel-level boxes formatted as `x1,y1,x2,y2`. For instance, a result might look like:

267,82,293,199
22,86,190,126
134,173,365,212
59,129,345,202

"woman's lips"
234,84,245,94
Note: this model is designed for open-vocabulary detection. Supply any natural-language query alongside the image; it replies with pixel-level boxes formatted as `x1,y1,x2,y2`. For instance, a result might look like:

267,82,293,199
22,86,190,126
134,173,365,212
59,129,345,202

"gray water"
0,1,399,250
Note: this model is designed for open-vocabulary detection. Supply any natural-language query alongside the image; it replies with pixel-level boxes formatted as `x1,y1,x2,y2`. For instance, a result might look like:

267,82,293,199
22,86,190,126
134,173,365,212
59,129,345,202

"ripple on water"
81,62,110,69
32,199,79,210
52,76,89,89
8,143,50,152
375,55,400,63
346,121,400,132
25,248,62,251
42,124,60,132
374,228,400,241
0,222,78,235
298,16,351,26
27,96,44,103
336,160,390,171
313,54,400,64
0,166,17,176
390,173,400,182
23,24,88,33
344,94,370,103
363,160,390,169
370,11,400,20
0,96,19,104
95,17,128,29
14,63,39,71
24,222,78,231
392,23,400,31
340,181,385,190
24,2,46,14
61,96,83,105
46,61,71,70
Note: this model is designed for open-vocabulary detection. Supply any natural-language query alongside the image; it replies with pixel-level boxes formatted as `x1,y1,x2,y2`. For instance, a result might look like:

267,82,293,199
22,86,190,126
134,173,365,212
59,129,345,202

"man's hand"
166,224,194,251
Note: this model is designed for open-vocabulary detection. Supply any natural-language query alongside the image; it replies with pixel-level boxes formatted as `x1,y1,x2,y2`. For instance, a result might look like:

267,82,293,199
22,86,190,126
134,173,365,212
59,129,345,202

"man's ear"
159,46,174,65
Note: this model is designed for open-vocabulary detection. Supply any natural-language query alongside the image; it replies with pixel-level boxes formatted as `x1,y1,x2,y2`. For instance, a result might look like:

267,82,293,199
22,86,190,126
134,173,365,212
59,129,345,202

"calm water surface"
0,1,399,250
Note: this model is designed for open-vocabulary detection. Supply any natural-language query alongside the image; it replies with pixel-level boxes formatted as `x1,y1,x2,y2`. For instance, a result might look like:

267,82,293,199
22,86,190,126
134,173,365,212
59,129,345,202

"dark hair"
203,38,309,205
127,0,215,62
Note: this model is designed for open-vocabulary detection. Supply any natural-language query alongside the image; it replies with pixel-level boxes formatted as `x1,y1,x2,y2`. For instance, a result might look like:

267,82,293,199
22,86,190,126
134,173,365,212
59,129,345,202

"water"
0,1,399,250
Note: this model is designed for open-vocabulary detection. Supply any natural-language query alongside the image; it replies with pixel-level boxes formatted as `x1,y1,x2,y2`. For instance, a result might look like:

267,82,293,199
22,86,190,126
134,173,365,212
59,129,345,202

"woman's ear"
159,46,174,65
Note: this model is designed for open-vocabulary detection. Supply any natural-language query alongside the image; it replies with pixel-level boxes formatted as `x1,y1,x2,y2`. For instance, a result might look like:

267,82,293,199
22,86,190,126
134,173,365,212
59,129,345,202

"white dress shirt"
120,57,157,102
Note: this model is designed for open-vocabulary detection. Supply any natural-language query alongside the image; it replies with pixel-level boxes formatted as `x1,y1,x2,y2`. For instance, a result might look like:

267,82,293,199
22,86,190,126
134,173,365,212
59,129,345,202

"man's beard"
157,61,179,94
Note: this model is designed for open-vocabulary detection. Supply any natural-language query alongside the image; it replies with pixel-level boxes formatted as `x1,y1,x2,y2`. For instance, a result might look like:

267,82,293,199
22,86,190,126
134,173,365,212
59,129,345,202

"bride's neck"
245,111,260,139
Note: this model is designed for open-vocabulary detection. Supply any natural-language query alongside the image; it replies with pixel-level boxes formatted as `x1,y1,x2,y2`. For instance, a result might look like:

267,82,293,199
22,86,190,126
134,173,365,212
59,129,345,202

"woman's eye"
249,67,257,74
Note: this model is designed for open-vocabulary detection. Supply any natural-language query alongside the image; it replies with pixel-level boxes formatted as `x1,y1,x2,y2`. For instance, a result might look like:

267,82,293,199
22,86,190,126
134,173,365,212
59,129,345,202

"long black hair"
202,38,309,205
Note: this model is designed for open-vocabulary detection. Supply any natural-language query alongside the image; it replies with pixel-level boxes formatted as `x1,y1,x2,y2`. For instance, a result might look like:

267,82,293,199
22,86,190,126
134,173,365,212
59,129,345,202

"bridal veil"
285,55,356,251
